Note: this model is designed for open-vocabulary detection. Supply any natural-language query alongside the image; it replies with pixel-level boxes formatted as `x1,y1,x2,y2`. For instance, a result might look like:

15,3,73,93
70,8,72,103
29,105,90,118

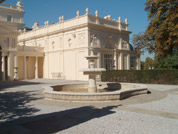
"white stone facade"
0,1,140,81
0,1,24,80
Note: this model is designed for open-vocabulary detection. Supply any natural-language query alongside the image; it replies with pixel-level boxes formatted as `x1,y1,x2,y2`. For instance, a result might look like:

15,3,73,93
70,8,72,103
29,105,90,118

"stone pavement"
0,79,178,134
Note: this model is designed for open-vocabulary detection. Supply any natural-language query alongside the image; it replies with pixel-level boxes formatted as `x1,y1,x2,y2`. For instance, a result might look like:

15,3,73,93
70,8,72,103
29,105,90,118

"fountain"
81,46,105,93
43,39,148,102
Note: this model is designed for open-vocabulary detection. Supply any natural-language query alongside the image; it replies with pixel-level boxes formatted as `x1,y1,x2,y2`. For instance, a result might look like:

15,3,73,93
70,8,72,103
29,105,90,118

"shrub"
101,70,178,85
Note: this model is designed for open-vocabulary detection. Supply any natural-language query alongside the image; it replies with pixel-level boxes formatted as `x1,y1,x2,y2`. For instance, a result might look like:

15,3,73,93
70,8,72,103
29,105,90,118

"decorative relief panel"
105,39,116,49
122,39,128,49
90,34,98,47
0,38,9,50
78,33,85,46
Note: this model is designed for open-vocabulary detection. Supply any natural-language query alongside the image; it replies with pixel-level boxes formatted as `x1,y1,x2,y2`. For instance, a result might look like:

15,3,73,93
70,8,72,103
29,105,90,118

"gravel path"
0,79,178,134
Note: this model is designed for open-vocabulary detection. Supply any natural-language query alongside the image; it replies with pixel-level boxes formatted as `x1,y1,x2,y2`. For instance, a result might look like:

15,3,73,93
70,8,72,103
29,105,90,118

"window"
130,56,135,69
7,15,12,22
104,54,113,70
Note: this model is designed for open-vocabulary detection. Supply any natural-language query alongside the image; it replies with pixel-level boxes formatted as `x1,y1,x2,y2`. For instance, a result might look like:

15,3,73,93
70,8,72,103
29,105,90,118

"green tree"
141,61,145,70
144,57,155,70
145,0,178,57
156,51,178,69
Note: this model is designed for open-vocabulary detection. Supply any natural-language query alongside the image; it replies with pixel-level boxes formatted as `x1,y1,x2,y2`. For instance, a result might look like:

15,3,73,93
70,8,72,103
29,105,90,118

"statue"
125,18,128,24
86,8,89,15
122,40,128,48
90,34,98,47
16,0,23,7
118,17,121,22
76,10,80,17
32,22,39,30
95,10,98,17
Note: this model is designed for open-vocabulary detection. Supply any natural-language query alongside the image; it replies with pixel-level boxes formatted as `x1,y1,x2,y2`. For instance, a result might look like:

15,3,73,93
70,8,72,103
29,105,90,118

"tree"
144,57,155,70
141,61,145,70
132,32,155,54
156,51,178,69
145,0,178,57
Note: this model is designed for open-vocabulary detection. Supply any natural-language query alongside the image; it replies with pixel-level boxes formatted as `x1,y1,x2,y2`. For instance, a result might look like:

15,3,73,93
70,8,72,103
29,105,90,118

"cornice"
18,23,89,42
88,23,131,34
0,20,25,28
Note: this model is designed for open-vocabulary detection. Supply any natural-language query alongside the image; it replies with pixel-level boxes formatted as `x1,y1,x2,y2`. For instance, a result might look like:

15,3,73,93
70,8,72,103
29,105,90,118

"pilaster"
127,54,130,70
35,56,38,79
24,56,27,79
1,56,5,81
14,54,19,80
114,49,117,70
120,52,123,70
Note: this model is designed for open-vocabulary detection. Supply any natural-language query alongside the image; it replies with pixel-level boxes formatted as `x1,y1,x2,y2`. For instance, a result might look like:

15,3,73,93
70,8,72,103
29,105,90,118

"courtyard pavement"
0,79,178,134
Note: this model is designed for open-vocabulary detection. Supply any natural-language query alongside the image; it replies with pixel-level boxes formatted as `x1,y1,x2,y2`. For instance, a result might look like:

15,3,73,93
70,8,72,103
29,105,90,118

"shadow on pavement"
0,81,43,91
1,104,121,134
21,105,120,134
0,90,41,128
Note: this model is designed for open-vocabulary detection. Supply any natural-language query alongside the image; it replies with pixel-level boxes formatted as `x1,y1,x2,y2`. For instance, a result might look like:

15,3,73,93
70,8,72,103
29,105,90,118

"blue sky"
5,0,153,61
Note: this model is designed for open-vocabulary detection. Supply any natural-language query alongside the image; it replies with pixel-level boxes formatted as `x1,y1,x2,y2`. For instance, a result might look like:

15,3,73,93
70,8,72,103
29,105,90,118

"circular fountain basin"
43,82,148,102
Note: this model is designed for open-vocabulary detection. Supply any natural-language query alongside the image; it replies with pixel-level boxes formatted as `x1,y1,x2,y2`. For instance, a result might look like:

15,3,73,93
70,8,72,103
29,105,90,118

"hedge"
101,70,178,85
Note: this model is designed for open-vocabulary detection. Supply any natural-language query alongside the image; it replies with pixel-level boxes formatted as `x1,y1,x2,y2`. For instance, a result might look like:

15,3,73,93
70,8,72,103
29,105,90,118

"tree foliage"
132,32,154,54
145,0,178,56
156,51,178,69
144,57,156,70
132,0,178,57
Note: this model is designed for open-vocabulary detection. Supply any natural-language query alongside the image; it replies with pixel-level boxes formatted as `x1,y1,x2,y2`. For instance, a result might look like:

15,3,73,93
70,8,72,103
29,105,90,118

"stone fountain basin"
43,82,148,102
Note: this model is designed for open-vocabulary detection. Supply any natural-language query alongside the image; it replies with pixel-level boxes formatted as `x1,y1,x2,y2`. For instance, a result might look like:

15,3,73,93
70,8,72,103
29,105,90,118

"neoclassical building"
0,0,24,81
0,1,140,81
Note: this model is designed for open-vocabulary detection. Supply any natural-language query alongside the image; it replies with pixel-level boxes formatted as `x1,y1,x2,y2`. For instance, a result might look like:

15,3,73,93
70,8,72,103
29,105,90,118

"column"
1,56,5,81
7,53,12,80
127,54,130,70
97,52,101,81
120,52,123,70
35,56,38,79
14,54,18,80
24,56,27,79
114,49,117,70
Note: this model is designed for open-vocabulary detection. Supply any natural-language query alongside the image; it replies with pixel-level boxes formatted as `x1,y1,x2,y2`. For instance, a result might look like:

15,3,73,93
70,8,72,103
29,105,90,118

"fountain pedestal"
88,74,97,93
83,69,104,93
81,47,105,93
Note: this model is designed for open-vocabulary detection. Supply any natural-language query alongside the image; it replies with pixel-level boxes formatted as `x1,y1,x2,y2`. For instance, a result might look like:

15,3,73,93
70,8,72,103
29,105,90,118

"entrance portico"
17,55,44,80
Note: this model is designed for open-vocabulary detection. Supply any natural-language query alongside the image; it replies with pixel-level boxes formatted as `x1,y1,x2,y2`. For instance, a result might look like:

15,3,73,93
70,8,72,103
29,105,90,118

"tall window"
130,56,135,69
7,15,12,22
104,54,113,70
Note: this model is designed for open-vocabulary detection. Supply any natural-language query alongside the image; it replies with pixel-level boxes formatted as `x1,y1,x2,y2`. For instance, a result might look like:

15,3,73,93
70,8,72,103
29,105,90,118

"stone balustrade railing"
0,3,24,11
18,10,129,41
